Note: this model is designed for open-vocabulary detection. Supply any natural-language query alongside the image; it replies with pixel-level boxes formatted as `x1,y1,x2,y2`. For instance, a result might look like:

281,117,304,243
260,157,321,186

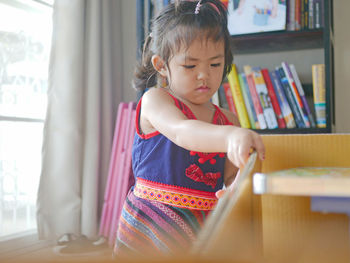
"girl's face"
166,37,225,105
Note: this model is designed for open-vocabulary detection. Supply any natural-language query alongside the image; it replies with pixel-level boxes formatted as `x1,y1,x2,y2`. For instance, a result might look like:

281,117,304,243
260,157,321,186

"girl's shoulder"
217,106,240,126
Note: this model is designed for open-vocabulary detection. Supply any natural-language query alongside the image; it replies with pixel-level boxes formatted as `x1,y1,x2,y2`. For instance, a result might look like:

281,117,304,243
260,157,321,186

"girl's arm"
141,88,265,168
220,106,240,186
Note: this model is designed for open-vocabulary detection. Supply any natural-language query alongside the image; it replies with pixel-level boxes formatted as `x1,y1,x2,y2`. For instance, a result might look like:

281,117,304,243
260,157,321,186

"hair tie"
194,0,202,14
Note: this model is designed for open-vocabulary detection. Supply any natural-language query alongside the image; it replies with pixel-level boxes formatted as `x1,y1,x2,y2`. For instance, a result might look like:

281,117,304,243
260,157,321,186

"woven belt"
133,178,218,210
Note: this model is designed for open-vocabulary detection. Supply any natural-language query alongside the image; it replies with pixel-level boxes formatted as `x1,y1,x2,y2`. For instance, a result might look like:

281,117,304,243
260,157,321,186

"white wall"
333,1,350,133
121,0,137,102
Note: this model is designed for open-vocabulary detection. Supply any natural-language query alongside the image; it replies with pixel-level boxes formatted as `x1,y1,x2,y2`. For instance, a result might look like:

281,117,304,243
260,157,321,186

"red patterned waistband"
133,178,218,210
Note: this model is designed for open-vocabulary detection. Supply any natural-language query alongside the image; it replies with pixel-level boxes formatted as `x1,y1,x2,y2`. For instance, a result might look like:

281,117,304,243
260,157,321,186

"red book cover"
261,68,286,129
222,82,237,116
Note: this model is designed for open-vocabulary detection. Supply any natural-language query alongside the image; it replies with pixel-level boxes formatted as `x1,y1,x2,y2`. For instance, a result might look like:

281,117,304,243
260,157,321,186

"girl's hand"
226,128,265,168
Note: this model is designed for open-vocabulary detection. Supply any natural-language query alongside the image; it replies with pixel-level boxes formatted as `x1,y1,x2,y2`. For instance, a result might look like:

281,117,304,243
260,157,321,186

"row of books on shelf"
287,0,324,31
213,62,326,130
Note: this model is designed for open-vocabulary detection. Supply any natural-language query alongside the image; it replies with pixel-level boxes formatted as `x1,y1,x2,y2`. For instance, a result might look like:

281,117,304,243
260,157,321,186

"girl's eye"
183,65,195,69
211,63,221,67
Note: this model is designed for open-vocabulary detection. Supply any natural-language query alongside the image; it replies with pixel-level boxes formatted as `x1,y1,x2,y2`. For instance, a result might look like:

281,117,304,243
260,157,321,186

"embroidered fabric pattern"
134,178,218,210
185,164,221,189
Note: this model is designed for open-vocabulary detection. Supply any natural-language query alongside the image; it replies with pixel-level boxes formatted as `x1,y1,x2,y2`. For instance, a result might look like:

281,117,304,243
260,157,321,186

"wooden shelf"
231,29,324,54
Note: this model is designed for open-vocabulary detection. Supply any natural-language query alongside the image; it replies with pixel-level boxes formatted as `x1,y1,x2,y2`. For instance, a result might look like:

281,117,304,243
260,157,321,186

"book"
303,0,309,29
270,70,296,128
222,82,238,116
281,61,310,127
276,67,306,128
238,73,258,129
289,64,316,128
251,67,278,129
295,0,301,30
312,64,326,128
253,167,350,197
287,0,296,31
300,0,305,29
314,0,324,28
243,66,267,129
192,152,258,254
227,64,251,128
308,0,314,29
261,68,286,129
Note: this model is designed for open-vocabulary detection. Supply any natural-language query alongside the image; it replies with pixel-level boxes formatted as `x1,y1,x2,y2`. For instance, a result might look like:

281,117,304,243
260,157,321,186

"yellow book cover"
312,64,326,128
227,64,251,128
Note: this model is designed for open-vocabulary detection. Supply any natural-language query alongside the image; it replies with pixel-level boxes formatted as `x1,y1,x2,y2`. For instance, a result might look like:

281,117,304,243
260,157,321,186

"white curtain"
36,0,124,240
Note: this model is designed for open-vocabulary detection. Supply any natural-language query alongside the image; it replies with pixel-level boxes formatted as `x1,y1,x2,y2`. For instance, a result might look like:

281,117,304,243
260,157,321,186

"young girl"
115,0,265,256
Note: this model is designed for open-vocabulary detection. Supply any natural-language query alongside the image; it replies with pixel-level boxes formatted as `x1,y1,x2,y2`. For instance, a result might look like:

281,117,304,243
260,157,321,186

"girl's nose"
197,66,209,81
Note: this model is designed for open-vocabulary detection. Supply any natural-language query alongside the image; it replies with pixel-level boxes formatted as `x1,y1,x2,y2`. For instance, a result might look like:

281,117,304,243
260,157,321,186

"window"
0,0,53,240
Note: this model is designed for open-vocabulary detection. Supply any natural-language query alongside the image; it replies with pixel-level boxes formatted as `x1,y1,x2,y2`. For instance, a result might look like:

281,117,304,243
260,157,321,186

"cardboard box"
199,134,350,263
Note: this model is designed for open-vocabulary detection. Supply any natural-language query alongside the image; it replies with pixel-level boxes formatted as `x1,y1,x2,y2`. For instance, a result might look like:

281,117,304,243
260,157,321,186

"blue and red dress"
115,91,233,255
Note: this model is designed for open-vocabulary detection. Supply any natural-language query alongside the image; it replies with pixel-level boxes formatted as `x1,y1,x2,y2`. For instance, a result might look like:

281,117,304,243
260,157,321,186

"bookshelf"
136,0,334,134
231,0,334,134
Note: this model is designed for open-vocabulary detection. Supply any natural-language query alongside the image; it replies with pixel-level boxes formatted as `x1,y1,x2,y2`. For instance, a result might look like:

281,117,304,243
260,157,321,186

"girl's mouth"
196,86,210,92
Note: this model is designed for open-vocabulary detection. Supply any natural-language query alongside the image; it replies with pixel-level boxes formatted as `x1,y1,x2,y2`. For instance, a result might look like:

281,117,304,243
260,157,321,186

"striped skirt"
114,189,213,255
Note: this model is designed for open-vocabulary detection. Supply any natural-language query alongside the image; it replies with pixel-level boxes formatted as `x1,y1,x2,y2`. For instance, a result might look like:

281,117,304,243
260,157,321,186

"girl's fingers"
215,189,226,199
253,135,265,161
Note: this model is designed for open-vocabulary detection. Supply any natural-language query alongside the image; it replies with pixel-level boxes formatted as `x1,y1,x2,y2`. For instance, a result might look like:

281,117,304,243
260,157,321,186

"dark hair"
133,0,233,92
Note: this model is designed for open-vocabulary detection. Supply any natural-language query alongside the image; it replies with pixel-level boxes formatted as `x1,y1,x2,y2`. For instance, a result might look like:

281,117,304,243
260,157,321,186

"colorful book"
308,0,314,29
227,64,251,128
261,68,286,129
289,64,316,128
270,70,296,129
270,70,296,128
251,67,278,129
222,82,237,116
281,61,310,127
295,0,301,30
287,0,296,31
300,0,305,30
276,67,305,128
312,64,326,128
238,73,258,129
253,167,350,197
243,66,267,129
303,0,309,29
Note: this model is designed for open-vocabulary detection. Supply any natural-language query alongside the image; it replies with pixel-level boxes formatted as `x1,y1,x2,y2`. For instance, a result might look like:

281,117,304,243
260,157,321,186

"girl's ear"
151,55,167,77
